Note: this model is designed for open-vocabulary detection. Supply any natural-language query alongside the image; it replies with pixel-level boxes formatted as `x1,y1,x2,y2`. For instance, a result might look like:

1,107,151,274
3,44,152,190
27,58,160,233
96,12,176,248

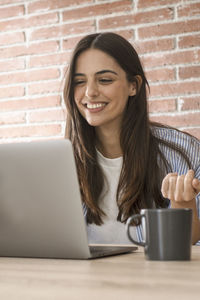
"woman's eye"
74,80,85,85
99,79,113,84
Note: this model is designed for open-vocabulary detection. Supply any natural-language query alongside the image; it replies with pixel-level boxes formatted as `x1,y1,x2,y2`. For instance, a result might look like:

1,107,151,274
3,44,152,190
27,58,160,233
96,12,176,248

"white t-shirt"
87,150,137,244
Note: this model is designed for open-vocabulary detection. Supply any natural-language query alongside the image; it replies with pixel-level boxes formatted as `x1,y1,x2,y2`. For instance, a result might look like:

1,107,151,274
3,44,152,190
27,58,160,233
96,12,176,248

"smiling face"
73,48,136,131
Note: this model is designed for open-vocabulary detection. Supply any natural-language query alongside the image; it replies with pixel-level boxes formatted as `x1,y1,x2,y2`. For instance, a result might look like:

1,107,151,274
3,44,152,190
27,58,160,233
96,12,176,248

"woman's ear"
129,83,137,96
135,75,142,92
129,75,142,96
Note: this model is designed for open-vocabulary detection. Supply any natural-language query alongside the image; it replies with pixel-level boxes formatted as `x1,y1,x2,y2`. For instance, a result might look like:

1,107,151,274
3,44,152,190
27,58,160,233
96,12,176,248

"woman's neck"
95,126,122,159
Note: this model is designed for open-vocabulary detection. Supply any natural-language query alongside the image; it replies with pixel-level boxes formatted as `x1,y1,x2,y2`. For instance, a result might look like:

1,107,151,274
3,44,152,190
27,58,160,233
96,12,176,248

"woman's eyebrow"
96,69,118,75
74,73,85,77
74,70,118,77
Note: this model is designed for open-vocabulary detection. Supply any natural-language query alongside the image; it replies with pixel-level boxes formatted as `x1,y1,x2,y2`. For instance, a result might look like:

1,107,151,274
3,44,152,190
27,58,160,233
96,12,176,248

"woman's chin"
85,118,103,127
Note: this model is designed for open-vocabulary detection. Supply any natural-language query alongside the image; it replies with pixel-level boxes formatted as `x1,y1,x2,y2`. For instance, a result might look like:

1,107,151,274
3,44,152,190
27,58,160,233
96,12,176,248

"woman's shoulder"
151,124,200,173
151,125,200,149
152,127,200,209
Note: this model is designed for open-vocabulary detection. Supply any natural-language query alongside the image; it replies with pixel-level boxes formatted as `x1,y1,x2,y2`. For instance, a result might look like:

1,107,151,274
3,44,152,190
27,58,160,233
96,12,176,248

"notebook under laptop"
0,139,137,259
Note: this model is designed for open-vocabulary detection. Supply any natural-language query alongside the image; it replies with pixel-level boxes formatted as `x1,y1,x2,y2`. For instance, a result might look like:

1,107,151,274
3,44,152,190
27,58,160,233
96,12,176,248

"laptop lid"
0,139,92,259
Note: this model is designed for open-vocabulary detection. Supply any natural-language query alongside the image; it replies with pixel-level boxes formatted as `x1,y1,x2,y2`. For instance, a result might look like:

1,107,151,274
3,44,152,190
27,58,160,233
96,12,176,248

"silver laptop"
0,139,137,259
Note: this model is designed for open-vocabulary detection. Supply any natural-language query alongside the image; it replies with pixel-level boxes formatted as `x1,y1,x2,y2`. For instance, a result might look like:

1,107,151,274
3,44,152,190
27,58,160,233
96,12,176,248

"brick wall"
0,0,200,143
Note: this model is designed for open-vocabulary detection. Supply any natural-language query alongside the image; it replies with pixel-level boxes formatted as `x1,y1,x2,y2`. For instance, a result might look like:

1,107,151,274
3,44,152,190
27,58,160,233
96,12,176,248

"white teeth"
87,103,106,109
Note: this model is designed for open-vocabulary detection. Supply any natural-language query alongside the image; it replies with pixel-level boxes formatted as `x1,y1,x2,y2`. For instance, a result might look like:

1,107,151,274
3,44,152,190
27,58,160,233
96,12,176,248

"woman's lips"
84,102,107,112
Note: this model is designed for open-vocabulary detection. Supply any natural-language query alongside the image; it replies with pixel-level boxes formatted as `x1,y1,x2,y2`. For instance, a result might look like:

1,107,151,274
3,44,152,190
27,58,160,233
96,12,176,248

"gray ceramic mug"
126,208,192,261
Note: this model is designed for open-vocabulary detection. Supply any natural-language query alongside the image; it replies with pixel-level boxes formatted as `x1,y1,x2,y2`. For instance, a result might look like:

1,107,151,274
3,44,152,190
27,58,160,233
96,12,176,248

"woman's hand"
161,169,200,244
161,170,200,202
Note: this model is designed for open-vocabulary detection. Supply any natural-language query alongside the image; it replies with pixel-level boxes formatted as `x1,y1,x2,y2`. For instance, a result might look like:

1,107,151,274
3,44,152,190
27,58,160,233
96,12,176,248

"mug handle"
126,214,146,247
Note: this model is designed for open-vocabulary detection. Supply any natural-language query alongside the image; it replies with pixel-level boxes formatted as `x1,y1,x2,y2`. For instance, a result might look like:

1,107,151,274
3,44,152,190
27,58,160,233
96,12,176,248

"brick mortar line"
0,136,65,143
0,66,64,75
0,1,199,24
0,39,198,53
144,62,200,69
96,24,200,35
135,1,200,13
143,60,200,66
0,94,61,100
0,76,63,85
143,61,200,68
0,30,199,41
0,25,199,43
148,95,200,100
0,121,65,129
1,12,200,34
150,110,200,116
180,126,200,129
0,0,198,16
0,107,66,114
149,78,200,85
0,93,62,102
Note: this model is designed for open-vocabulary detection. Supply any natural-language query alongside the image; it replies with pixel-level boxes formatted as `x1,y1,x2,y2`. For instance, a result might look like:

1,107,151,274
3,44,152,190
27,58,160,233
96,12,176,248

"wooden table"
0,246,199,300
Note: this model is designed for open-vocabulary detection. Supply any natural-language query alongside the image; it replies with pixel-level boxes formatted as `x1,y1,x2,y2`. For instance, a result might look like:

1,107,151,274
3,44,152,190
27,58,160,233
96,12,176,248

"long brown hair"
64,32,191,225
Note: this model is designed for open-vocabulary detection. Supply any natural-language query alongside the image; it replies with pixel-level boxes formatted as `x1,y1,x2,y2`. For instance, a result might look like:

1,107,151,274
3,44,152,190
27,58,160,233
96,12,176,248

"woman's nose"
85,82,99,98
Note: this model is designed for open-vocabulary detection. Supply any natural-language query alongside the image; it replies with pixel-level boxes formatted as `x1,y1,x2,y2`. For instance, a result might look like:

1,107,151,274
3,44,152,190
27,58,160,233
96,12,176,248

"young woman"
64,32,200,245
